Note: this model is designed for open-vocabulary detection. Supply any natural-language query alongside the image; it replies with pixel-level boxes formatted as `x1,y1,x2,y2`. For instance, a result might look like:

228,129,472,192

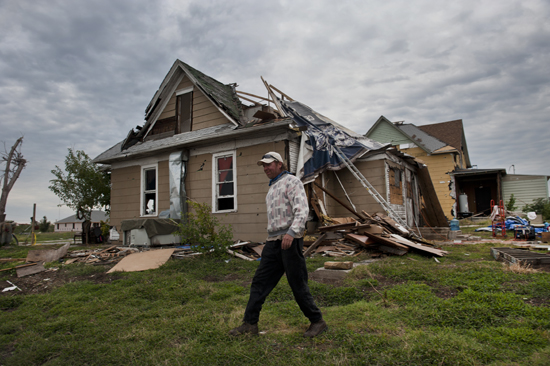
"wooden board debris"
344,234,377,247
304,234,327,257
491,247,550,269
390,234,448,257
324,261,353,270
26,243,70,263
17,263,45,277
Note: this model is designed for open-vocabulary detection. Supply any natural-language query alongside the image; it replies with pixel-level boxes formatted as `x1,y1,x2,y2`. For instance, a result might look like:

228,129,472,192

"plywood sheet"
26,243,70,263
107,249,175,273
17,263,45,277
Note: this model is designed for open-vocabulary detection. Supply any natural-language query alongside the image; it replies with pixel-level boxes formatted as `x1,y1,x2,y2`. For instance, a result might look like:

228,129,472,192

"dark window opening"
176,91,193,133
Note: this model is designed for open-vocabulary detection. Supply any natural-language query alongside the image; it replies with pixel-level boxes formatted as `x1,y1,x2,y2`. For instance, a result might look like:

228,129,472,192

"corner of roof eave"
95,121,293,164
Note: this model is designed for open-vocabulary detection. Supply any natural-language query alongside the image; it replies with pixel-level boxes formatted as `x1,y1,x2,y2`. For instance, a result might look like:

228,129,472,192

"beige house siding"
323,159,386,217
109,140,289,243
156,76,229,132
400,146,457,218
110,165,141,233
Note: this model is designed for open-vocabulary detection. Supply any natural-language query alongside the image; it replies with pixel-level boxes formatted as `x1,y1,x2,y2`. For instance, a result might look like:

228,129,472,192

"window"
176,87,193,133
141,164,158,216
72,223,75,229
212,151,237,213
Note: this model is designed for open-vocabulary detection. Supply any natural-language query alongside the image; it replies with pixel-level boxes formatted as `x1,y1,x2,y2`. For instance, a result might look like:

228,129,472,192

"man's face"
262,161,283,179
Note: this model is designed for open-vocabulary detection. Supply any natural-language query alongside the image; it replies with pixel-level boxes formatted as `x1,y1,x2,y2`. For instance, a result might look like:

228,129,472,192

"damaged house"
366,117,471,220
93,60,444,244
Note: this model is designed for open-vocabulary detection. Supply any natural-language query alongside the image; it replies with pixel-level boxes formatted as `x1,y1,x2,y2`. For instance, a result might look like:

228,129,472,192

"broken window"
142,165,157,216
176,88,193,134
213,151,236,213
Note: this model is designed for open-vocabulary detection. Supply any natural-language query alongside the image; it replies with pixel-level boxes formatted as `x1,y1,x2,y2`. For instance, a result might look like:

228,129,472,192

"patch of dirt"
0,264,122,298
524,297,549,307
431,285,459,299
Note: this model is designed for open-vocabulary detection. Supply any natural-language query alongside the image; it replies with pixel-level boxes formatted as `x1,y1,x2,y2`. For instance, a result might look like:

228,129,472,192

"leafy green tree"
49,149,110,242
522,198,550,221
39,216,51,232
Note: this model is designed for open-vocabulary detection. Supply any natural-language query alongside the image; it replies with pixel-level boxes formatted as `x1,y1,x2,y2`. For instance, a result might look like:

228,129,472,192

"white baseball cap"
257,151,283,166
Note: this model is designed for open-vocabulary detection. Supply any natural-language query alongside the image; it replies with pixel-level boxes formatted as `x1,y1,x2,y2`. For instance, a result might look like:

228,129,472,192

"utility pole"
31,203,36,245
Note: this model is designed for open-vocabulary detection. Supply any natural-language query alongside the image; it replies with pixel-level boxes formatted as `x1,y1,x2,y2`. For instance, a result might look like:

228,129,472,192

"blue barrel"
450,218,460,231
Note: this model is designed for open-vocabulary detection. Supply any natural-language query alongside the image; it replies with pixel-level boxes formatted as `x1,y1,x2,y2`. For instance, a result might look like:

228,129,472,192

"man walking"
229,151,327,338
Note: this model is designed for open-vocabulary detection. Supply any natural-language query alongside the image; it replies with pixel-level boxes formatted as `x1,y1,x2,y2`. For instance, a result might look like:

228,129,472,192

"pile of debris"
64,246,138,265
305,212,448,258
222,213,448,261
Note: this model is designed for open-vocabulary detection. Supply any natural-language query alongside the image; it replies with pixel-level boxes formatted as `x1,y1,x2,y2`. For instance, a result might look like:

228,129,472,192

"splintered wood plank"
318,222,358,232
360,232,409,253
390,234,448,257
304,234,327,257
315,245,337,253
344,234,377,247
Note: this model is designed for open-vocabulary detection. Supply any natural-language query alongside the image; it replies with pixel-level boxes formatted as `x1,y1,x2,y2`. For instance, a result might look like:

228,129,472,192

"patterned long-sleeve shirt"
266,172,308,239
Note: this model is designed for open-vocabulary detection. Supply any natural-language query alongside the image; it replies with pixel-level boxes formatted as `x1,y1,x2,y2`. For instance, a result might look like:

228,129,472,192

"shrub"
505,194,517,211
522,198,550,221
176,201,233,256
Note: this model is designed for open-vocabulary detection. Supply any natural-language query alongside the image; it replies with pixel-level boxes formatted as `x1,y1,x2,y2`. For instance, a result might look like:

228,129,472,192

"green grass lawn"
1,242,549,365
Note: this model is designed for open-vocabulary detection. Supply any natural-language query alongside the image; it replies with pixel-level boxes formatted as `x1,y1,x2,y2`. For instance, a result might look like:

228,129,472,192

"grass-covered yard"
1,242,549,365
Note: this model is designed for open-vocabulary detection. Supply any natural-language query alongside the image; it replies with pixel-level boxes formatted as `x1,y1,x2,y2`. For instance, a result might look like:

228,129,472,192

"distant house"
449,169,549,215
366,117,471,219
54,211,108,232
93,60,444,244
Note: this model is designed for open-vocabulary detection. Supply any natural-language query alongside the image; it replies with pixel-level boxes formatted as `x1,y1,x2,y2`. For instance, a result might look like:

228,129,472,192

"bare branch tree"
0,137,27,222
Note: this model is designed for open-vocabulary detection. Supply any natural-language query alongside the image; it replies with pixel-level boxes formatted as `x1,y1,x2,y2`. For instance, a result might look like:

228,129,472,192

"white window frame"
212,150,237,213
141,163,158,217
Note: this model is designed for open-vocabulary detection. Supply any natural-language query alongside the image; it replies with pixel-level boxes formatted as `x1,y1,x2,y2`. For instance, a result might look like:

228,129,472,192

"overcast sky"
1,0,549,224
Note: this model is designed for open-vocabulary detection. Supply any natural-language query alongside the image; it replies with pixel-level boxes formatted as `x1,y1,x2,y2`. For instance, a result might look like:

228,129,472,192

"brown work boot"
229,322,258,336
304,320,327,338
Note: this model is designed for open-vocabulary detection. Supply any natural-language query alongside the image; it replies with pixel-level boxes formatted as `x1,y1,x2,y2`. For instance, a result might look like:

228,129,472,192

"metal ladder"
333,145,417,236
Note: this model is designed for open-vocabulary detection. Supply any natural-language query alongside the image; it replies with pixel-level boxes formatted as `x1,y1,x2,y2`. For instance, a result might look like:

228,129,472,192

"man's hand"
281,234,294,250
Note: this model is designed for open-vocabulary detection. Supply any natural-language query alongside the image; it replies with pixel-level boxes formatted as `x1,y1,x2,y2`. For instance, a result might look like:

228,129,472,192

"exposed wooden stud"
304,234,327,257
261,76,286,117
268,84,295,101
314,182,365,220
236,94,263,106
236,90,271,102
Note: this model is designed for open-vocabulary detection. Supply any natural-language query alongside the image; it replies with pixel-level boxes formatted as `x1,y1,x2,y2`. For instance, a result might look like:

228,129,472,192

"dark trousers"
243,237,323,324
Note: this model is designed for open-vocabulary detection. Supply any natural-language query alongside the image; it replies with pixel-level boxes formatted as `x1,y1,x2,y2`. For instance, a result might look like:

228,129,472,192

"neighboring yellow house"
365,116,472,220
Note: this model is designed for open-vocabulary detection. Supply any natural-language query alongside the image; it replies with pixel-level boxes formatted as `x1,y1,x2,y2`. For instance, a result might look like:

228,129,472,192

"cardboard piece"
26,243,70,263
107,248,175,273
251,245,265,256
